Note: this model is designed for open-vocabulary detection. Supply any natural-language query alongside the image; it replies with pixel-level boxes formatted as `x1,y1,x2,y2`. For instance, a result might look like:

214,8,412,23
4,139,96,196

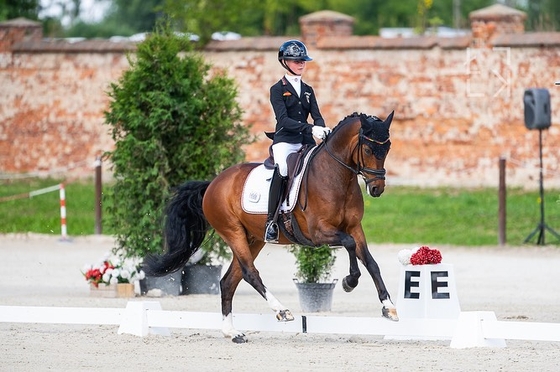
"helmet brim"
280,55,313,62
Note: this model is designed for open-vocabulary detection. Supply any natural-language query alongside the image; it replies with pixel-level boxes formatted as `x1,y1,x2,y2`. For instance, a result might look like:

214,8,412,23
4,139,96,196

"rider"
264,39,331,243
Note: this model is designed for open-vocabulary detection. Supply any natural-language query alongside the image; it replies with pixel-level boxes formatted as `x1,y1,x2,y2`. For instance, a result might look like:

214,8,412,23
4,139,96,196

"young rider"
264,39,331,243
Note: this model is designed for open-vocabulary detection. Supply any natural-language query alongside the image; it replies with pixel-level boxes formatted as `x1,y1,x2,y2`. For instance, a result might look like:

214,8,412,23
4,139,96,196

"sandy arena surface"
1,233,560,371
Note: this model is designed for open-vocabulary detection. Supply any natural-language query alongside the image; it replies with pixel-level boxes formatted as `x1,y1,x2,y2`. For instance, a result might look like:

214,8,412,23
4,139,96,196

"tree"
65,0,163,38
524,0,560,31
163,0,264,44
104,21,252,259
0,0,40,21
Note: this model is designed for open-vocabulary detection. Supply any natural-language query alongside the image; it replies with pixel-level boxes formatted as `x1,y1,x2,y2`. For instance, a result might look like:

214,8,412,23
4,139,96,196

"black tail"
143,180,211,276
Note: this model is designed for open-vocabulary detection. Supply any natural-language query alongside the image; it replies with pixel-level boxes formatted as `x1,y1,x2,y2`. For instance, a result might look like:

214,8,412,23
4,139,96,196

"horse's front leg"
353,228,399,321
334,232,362,292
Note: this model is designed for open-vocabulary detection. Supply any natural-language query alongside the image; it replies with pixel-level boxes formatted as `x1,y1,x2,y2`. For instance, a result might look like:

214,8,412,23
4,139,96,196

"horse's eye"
364,147,373,156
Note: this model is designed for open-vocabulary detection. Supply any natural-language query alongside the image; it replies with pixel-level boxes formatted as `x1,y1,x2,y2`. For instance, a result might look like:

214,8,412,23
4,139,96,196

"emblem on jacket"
304,91,311,104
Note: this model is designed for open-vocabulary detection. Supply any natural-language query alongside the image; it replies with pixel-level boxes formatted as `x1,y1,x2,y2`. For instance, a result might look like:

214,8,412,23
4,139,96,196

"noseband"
323,128,388,185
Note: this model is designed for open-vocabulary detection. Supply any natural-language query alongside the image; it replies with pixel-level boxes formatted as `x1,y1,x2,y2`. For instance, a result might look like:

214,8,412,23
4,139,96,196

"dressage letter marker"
396,264,461,320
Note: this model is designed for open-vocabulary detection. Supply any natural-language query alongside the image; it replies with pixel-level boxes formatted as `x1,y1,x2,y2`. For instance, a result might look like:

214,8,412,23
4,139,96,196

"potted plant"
289,244,338,312
181,230,231,295
82,252,145,298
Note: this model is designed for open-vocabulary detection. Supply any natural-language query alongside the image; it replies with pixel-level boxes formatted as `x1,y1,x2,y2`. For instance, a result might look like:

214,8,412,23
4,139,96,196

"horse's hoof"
276,309,294,322
342,277,356,293
231,333,248,343
382,307,399,321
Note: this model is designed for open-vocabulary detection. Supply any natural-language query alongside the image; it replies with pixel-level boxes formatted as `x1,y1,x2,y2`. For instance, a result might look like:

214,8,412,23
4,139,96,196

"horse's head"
356,111,393,197
322,111,393,197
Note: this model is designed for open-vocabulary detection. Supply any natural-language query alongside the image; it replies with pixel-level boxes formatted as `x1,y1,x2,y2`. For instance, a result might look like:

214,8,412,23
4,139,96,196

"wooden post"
498,157,506,246
94,157,102,235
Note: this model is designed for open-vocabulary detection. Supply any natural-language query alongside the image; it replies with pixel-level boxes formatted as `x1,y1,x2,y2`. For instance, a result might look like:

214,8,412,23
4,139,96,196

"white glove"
311,126,331,140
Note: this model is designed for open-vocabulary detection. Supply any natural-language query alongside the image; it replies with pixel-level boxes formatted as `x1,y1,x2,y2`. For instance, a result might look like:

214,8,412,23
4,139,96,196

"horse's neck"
308,122,360,192
328,119,360,154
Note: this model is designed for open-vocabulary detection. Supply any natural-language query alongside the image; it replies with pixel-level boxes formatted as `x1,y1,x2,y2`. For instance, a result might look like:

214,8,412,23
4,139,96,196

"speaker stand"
524,129,560,245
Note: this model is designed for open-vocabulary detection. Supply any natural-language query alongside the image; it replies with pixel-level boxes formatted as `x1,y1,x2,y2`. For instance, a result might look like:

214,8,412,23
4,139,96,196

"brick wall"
1,5,559,188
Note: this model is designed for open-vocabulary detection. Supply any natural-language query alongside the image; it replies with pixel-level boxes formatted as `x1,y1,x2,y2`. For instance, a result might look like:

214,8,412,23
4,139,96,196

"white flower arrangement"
83,252,145,287
397,247,418,265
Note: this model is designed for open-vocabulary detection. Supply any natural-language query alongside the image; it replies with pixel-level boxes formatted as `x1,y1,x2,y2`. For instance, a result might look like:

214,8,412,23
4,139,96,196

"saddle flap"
241,147,317,215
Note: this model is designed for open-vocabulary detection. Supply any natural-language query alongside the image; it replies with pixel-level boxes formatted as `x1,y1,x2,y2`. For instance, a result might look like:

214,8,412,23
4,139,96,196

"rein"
323,128,387,185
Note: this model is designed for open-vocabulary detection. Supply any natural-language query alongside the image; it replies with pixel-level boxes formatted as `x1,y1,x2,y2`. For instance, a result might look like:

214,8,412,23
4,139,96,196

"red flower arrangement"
82,253,145,288
84,260,115,288
397,245,442,265
409,246,442,265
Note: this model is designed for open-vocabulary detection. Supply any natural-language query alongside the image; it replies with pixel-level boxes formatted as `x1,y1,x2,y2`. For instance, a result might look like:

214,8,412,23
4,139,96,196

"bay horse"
144,111,398,343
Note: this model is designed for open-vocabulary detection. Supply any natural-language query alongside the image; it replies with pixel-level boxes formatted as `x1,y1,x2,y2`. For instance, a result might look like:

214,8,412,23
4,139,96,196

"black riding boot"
264,167,287,243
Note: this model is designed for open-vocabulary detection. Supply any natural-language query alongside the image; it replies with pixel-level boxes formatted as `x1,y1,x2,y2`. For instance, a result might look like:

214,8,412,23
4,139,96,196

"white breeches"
272,142,303,176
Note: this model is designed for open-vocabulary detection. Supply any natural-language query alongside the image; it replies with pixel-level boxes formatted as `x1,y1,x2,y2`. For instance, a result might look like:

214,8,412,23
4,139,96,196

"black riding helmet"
278,40,312,75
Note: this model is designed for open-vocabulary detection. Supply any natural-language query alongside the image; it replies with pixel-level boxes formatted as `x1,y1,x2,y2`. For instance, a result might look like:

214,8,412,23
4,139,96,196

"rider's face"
286,60,306,75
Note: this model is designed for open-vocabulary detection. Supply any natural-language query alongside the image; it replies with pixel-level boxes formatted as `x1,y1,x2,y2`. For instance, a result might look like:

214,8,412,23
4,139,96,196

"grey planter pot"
139,270,182,296
181,264,222,295
294,279,338,312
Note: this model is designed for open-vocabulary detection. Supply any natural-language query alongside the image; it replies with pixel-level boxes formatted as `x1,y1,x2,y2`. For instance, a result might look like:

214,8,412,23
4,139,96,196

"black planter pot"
181,264,223,295
139,270,182,296
294,279,338,312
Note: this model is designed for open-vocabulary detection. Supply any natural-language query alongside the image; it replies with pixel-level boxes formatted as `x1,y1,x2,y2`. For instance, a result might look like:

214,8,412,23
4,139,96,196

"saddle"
261,133,318,246
263,140,314,198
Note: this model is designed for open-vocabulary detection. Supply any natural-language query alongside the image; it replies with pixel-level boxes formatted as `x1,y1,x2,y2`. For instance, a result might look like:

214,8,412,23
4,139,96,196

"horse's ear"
384,111,395,127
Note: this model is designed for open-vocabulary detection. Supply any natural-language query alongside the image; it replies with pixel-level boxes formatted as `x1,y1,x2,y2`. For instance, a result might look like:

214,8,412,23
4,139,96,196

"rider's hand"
311,126,331,140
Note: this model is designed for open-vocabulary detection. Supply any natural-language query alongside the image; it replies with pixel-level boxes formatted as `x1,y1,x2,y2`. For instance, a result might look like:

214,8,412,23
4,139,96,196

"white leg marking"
221,313,237,338
382,298,396,309
265,289,285,312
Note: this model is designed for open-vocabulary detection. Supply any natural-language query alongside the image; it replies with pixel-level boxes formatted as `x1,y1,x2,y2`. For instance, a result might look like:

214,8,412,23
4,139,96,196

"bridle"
323,128,389,186
299,123,389,211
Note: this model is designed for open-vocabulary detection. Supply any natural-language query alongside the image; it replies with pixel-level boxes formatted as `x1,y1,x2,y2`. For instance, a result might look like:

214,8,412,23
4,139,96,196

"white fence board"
2,303,560,348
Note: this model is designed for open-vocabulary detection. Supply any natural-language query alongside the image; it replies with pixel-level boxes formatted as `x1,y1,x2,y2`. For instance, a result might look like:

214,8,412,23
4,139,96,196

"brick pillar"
469,4,526,48
299,10,354,48
0,18,43,52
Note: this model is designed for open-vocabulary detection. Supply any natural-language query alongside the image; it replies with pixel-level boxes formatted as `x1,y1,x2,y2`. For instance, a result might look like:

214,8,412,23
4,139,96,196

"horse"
144,111,398,343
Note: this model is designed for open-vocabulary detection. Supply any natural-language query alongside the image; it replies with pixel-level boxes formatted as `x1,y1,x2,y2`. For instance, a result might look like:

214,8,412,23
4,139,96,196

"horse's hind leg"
220,238,293,343
220,259,247,343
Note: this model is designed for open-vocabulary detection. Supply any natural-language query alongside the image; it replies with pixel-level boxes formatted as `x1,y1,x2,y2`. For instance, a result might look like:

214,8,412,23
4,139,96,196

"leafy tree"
47,0,558,41
104,21,252,259
163,0,265,44
0,0,40,21
65,0,163,37
524,0,560,31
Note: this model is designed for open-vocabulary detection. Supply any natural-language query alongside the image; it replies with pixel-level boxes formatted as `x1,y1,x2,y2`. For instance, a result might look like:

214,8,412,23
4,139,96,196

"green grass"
0,178,114,236
362,186,560,246
1,178,559,246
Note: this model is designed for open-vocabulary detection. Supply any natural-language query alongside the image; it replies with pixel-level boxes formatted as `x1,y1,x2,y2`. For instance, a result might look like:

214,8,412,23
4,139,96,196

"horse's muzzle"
367,183,385,197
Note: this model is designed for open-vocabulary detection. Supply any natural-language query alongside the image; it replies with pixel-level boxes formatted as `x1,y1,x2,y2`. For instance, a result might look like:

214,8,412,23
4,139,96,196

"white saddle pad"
241,147,317,214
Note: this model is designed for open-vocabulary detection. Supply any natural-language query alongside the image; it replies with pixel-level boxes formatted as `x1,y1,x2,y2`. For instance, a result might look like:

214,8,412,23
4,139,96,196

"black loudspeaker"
524,88,551,130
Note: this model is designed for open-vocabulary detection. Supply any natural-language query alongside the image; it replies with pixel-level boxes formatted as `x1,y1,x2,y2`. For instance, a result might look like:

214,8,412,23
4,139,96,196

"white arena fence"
1,301,560,349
